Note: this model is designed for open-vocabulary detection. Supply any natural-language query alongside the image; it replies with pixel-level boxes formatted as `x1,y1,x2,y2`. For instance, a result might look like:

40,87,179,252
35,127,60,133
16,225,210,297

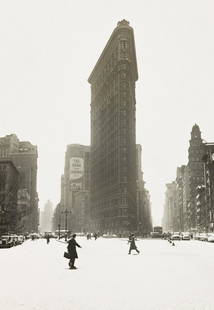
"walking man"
128,234,140,254
67,234,81,269
46,234,50,244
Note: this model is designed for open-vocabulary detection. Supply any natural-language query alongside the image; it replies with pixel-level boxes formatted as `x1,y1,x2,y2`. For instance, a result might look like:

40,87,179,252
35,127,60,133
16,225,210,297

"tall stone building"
187,124,205,230
136,145,152,234
40,200,54,232
162,182,177,232
198,142,214,232
175,165,186,232
163,124,214,233
0,160,19,234
56,144,90,231
88,20,138,233
0,134,39,233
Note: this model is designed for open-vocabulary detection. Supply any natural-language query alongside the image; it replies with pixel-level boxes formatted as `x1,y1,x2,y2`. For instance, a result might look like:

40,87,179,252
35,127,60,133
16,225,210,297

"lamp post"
57,223,61,239
61,208,72,241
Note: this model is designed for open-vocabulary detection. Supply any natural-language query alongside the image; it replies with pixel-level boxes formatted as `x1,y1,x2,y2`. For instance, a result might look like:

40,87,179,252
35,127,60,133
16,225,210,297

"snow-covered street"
1,237,214,310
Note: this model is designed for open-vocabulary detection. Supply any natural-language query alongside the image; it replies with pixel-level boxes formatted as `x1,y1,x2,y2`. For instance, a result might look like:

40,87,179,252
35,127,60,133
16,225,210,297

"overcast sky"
1,0,214,225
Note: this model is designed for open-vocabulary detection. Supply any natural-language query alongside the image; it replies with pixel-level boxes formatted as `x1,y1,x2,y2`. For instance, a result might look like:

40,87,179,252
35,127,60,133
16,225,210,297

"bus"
151,226,163,238
153,226,163,234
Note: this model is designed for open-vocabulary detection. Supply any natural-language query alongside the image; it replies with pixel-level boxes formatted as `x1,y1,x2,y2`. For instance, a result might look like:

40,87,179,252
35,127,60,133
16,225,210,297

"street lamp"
61,208,72,241
57,223,61,239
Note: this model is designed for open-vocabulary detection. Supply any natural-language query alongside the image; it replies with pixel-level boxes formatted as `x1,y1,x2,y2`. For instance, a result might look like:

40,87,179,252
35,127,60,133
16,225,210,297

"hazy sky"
1,1,214,225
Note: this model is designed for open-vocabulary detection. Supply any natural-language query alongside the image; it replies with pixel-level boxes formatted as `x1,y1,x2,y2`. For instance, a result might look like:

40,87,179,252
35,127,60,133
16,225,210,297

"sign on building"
69,157,84,181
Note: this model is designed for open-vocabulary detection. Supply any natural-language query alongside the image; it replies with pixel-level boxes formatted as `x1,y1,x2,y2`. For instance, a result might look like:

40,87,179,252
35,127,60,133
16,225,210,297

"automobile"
207,233,214,242
76,232,85,237
102,234,118,238
0,235,15,248
151,232,163,238
198,233,208,241
17,235,25,244
29,233,40,240
171,232,181,240
181,232,191,240
194,233,201,240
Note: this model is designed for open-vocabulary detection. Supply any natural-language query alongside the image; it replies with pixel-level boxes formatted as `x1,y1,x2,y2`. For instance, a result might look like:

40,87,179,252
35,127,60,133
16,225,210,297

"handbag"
64,251,70,259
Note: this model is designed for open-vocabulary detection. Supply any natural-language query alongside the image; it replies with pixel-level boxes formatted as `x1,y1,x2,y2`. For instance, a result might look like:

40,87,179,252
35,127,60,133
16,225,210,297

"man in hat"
128,234,140,255
67,234,82,269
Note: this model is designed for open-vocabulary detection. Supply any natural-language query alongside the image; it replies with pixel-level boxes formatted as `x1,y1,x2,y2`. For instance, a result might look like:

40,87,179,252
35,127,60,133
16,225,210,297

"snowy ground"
1,237,214,310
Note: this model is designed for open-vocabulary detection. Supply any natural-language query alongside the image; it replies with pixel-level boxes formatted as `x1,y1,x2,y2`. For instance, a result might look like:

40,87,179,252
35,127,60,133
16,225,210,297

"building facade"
55,144,90,232
0,160,19,235
162,182,177,232
162,125,214,233
40,200,54,233
88,20,138,233
136,145,152,234
187,124,205,230
73,190,90,233
200,143,214,232
0,134,39,233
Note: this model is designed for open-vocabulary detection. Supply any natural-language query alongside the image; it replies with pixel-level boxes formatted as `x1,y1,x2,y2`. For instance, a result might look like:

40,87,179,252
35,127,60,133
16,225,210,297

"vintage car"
207,233,214,242
198,233,208,241
181,232,191,240
171,232,181,240
0,235,15,248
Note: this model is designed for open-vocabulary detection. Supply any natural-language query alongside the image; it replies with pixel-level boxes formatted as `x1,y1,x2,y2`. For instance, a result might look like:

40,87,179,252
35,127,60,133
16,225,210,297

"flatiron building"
88,20,138,233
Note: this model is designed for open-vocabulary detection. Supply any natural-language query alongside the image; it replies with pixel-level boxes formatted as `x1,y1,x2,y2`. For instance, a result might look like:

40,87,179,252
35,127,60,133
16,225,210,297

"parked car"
0,235,15,248
194,233,201,240
17,235,25,244
102,234,118,238
171,232,181,240
181,232,191,240
207,233,214,242
198,233,208,241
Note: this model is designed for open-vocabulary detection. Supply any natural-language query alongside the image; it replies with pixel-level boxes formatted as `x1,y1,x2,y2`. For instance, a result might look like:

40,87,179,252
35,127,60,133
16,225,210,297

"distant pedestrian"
128,234,140,255
67,234,81,269
46,235,50,244
93,232,98,240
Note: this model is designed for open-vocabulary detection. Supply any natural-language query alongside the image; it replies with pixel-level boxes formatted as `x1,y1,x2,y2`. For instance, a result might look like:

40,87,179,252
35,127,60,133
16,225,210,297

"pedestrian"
128,234,140,255
46,234,50,244
93,232,97,240
67,234,82,269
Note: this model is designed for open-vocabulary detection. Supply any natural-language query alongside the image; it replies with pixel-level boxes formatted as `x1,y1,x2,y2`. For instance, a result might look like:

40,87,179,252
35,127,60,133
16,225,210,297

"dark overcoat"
67,238,81,259
129,238,137,250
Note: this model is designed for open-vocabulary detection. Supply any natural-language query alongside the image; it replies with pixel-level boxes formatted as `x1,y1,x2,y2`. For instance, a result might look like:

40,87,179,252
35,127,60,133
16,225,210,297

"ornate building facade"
88,20,138,233
187,124,205,230
162,124,214,233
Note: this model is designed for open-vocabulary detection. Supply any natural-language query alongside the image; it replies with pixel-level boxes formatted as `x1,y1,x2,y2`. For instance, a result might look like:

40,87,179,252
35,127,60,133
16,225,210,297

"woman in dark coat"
67,234,81,269
128,234,140,254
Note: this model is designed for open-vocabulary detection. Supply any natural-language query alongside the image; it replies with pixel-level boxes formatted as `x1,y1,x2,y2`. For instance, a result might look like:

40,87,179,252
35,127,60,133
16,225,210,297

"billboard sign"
69,157,84,181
